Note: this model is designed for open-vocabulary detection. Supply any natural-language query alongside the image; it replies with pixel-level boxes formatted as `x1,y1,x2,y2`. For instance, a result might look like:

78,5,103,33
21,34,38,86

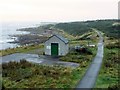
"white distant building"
87,44,96,47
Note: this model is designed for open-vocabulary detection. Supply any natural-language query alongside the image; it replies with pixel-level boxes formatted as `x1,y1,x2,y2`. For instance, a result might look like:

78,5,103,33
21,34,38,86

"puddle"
26,58,44,63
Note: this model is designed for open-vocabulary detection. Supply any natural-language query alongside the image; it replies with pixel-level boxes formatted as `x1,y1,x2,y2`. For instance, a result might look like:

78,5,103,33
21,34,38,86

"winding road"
76,30,104,89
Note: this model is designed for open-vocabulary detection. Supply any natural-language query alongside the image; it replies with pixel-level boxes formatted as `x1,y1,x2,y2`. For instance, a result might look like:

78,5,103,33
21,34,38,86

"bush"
104,60,113,68
76,47,93,55
11,68,33,81
106,42,120,49
108,83,120,90
2,60,86,88
43,52,45,55
19,59,32,68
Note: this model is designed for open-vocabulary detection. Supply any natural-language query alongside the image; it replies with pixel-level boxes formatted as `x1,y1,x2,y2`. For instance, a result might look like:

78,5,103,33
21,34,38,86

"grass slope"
0,44,44,56
95,37,119,88
54,19,119,38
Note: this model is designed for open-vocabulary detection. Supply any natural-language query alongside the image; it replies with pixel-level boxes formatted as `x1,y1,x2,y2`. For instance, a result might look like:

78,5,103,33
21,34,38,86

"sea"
0,22,41,50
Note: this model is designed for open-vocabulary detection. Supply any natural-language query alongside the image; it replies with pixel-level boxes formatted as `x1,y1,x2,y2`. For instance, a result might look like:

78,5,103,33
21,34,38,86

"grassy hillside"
18,19,119,39
54,22,91,36
54,19,119,38
95,37,119,88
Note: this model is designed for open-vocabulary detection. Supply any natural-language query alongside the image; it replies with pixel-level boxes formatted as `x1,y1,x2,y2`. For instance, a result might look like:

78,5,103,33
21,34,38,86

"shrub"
106,42,120,49
43,52,45,55
104,60,113,68
108,83,120,90
11,68,32,81
76,47,93,55
24,47,28,49
19,59,32,68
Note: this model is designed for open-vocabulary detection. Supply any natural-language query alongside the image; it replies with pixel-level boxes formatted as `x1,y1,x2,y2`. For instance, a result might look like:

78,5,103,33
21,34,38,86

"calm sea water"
0,22,41,50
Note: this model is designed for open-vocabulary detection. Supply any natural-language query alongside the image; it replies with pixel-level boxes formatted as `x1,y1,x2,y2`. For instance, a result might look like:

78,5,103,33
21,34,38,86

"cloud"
0,0,119,22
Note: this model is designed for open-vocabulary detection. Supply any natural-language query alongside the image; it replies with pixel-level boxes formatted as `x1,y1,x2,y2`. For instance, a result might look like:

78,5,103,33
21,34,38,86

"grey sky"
0,0,119,22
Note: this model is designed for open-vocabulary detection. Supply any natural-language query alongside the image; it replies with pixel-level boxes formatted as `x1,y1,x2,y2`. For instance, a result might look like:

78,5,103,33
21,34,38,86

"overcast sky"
0,0,119,22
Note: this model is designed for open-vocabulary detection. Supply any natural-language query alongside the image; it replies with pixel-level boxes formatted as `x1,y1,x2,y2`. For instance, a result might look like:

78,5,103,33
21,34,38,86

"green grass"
95,40,119,88
69,29,99,47
60,52,92,64
60,46,97,63
0,44,44,56
57,29,76,40
2,60,86,88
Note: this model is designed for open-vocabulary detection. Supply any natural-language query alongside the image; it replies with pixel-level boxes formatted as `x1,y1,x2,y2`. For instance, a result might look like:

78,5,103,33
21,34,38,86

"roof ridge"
52,34,68,44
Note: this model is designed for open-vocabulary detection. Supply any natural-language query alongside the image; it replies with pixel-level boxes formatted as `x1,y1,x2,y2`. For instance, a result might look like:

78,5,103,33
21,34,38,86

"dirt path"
76,30,104,88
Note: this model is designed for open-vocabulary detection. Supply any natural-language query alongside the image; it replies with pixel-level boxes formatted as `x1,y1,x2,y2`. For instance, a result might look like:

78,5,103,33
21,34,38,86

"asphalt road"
76,30,104,89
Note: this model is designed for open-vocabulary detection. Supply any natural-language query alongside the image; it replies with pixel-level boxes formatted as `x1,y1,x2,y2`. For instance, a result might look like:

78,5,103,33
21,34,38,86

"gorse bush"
75,47,93,55
2,60,83,88
108,83,120,90
106,42,120,49
104,44,119,68
2,59,33,70
2,60,33,81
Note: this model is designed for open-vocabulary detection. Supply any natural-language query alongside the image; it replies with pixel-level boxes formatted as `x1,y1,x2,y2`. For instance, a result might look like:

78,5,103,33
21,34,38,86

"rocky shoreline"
9,24,55,45
9,34,48,45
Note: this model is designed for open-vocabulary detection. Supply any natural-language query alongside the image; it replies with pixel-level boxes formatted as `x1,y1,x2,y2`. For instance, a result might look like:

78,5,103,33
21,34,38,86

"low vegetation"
60,47,97,64
0,44,44,56
1,46,97,88
69,29,99,48
95,38,119,88
61,30,98,63
54,19,119,38
54,22,92,36
2,60,86,88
